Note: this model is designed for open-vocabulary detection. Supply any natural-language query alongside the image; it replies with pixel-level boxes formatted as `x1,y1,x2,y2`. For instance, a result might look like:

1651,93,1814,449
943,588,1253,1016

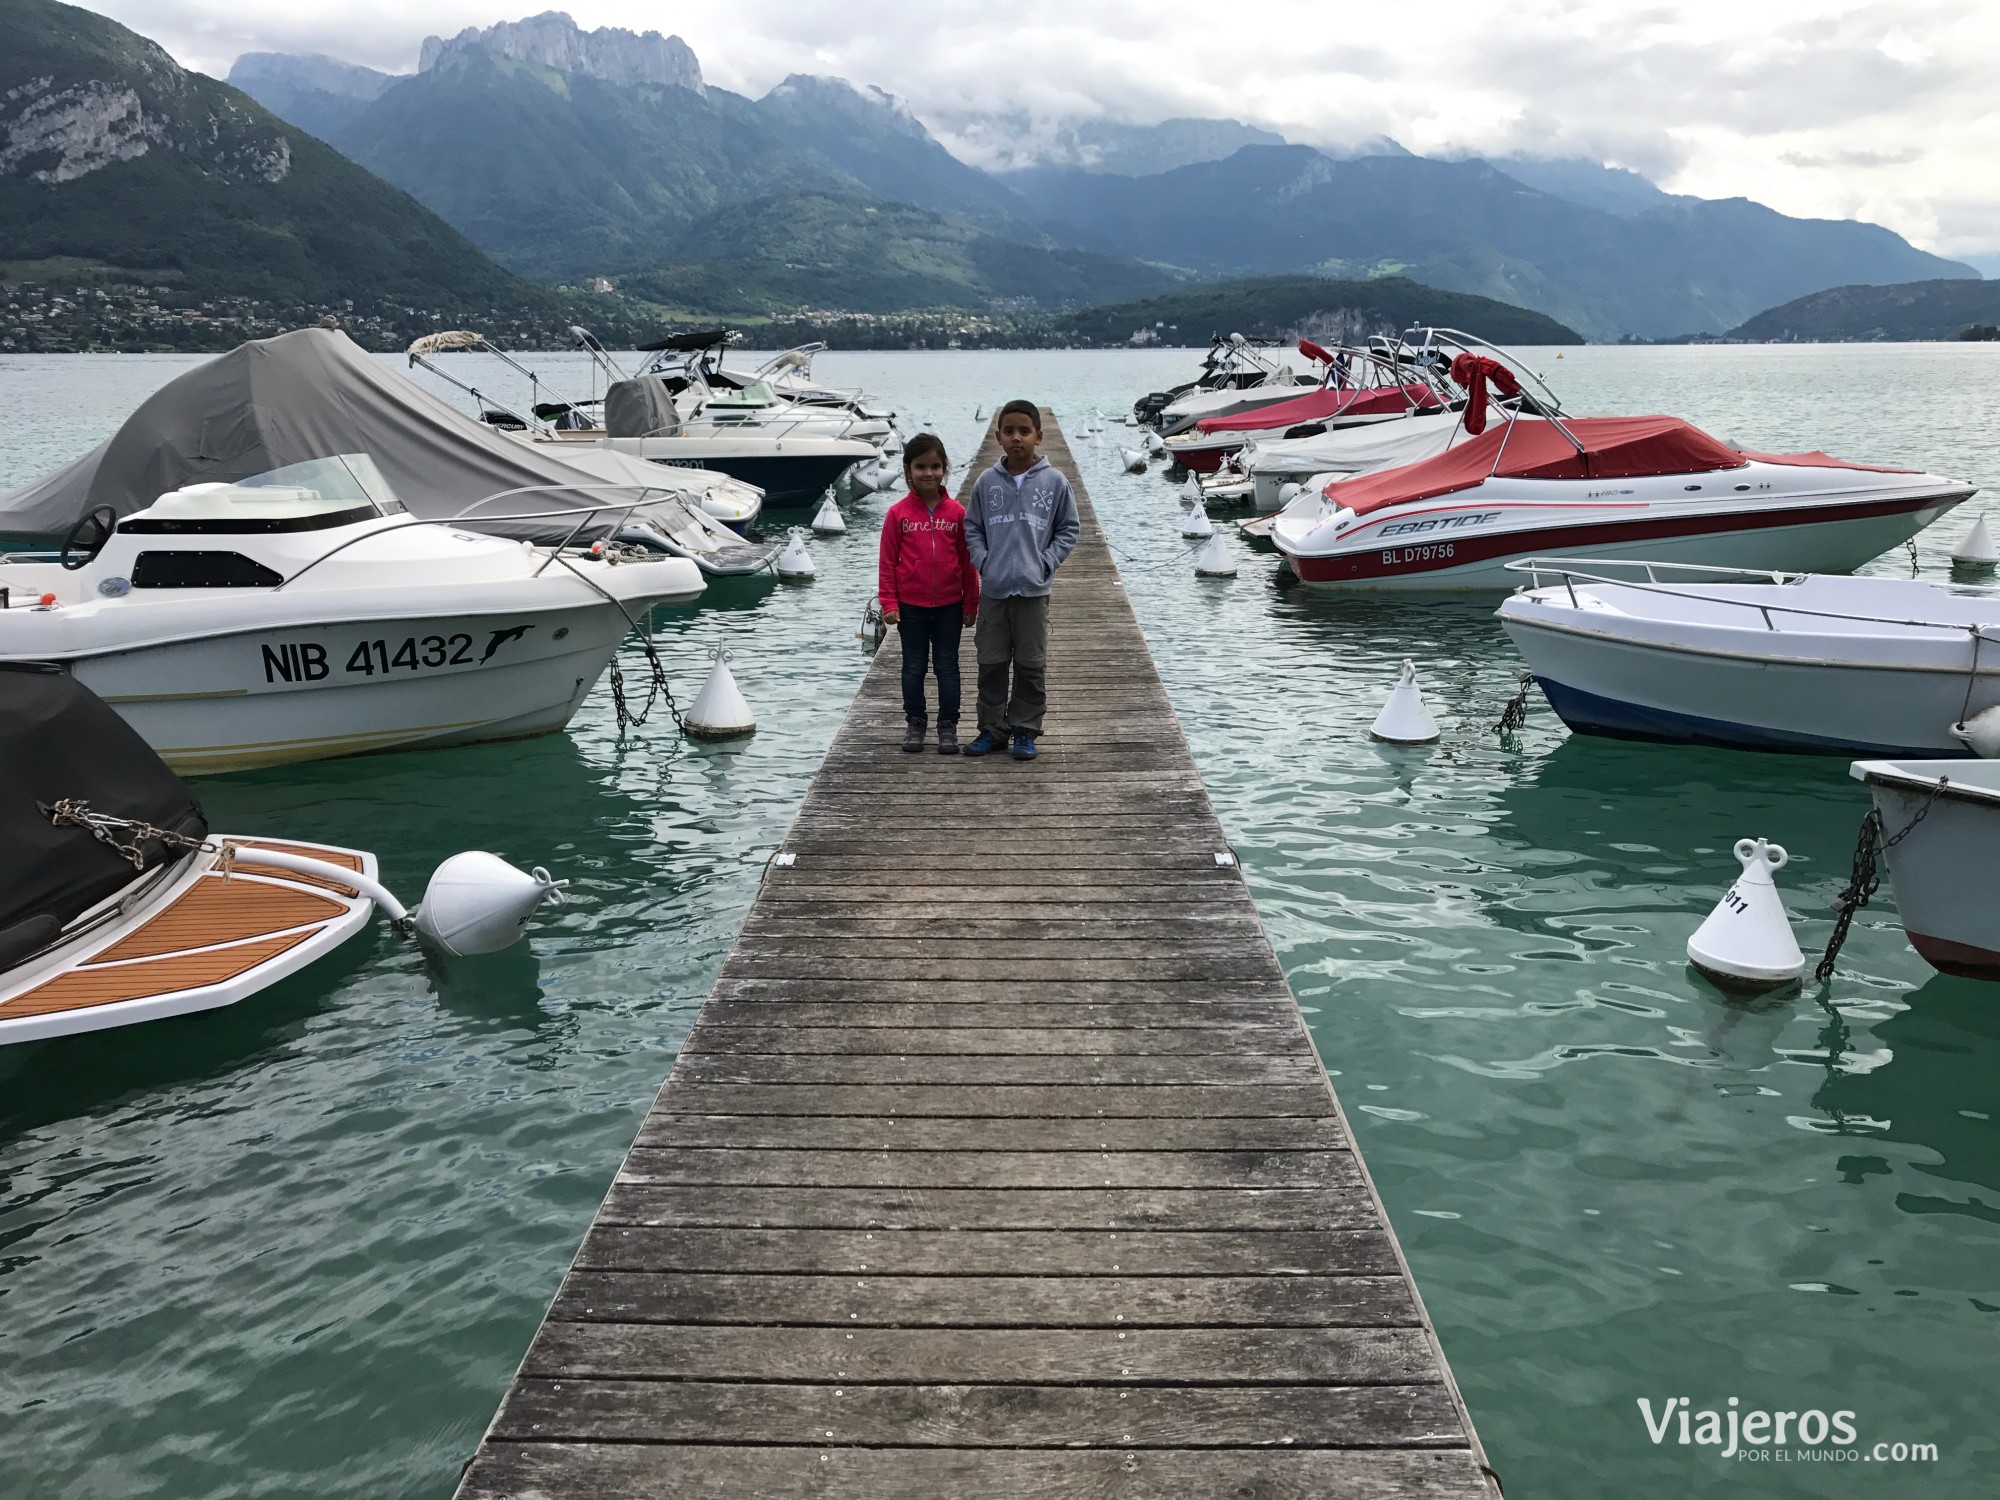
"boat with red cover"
1165,376,1445,473
1270,369,1976,590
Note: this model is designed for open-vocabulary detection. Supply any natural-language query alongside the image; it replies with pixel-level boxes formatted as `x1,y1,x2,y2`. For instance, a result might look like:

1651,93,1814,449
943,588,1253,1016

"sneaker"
964,728,1006,757
901,720,926,753
1011,731,1037,761
937,720,960,755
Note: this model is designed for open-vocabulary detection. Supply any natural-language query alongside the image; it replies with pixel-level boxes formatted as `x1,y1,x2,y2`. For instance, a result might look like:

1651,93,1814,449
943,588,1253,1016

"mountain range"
1730,280,2000,342
222,12,1976,340
7,3,1984,347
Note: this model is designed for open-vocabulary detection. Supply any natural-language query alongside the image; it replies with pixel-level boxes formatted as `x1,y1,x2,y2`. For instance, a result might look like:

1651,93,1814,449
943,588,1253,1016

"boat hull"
57,602,654,774
1283,487,1968,591
1858,767,2000,977
639,451,861,508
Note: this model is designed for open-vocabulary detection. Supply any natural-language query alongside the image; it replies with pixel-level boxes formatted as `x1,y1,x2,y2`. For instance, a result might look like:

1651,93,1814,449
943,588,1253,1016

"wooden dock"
454,416,1497,1498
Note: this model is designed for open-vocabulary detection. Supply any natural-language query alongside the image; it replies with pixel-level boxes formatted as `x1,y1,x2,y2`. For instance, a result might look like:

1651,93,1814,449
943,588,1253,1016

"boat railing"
272,485,676,590
1505,556,2000,638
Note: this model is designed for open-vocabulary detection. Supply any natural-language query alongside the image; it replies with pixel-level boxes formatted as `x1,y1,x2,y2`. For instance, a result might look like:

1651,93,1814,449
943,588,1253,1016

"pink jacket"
878,491,980,615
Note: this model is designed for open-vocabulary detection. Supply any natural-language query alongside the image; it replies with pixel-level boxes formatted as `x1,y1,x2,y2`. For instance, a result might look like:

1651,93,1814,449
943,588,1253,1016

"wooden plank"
573,1227,1394,1275
491,1379,1463,1446
680,1025,1310,1056
450,410,1492,1500
630,1115,1349,1152
597,1184,1382,1232
519,1322,1444,1384
550,1272,1418,1328
648,1083,1340,1118
459,1445,1493,1500
616,1147,1358,1190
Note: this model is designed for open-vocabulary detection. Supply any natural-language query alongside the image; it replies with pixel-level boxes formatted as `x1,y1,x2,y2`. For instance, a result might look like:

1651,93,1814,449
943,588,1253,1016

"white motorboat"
727,342,898,429
1,663,564,1044
1274,395,1974,591
1139,334,1313,432
1165,358,1446,474
0,455,704,773
1244,409,1471,512
1847,758,2000,978
404,331,860,518
1496,561,2000,754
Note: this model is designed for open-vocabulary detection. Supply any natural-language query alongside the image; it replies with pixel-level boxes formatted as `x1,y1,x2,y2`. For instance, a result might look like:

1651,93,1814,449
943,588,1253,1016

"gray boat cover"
604,376,682,438
0,328,688,540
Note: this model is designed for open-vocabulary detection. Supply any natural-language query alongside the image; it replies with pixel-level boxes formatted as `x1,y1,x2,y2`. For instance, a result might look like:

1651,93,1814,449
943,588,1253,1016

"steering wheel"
60,506,119,571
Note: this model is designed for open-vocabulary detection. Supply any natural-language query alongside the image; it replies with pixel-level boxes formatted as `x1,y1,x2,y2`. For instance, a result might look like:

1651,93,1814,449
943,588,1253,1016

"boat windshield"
238,454,406,516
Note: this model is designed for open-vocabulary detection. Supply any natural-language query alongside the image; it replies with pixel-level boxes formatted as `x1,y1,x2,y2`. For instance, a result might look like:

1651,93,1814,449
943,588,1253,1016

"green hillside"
0,0,532,313
1730,279,2000,341
617,194,1179,316
336,50,864,281
1040,275,1582,347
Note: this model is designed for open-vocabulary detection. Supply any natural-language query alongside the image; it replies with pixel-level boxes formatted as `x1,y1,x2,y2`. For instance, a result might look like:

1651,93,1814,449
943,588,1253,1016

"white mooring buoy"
1118,446,1147,473
1181,473,1203,504
1370,660,1441,745
1145,430,1166,455
1277,482,1303,509
1686,838,1804,991
1951,703,2000,757
811,494,846,536
1953,516,1998,568
774,529,815,581
685,646,756,740
1194,533,1236,577
1181,505,1215,540
414,852,567,957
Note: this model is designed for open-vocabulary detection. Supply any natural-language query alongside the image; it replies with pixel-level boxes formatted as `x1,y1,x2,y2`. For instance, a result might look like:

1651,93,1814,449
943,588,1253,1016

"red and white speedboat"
1166,378,1445,474
1272,359,1976,590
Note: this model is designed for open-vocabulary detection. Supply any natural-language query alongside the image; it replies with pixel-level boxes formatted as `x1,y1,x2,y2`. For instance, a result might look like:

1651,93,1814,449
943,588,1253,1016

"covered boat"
1273,404,1975,590
1497,561,2000,754
0,662,377,1043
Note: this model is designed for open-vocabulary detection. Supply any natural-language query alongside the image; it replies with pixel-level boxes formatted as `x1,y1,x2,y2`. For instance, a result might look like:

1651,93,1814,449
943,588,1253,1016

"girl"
877,434,979,753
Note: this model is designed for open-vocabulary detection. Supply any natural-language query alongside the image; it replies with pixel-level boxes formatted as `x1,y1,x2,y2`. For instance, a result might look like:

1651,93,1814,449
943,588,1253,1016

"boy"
961,400,1081,761
877,433,978,754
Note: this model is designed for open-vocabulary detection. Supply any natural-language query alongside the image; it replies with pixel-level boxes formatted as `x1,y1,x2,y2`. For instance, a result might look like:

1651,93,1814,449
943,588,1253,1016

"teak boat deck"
453,415,1497,1497
0,841,372,1038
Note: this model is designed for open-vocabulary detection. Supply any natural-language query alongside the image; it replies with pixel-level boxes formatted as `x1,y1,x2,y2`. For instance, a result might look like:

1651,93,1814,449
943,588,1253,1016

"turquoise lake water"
2,344,1997,1498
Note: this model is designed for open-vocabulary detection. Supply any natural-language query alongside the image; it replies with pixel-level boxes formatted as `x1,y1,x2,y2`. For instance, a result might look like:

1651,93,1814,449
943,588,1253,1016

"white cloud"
88,0,2000,258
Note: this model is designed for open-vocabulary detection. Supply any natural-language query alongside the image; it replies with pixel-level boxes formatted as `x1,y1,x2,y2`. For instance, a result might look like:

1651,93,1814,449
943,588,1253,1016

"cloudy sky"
98,0,2000,264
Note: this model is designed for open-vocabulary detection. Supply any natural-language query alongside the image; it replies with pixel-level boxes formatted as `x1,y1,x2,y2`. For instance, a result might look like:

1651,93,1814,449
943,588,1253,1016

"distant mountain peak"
230,52,395,103
764,74,927,140
419,11,702,92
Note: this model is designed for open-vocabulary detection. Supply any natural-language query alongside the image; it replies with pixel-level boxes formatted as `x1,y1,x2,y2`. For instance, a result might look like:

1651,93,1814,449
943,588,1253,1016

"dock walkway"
455,415,1496,1498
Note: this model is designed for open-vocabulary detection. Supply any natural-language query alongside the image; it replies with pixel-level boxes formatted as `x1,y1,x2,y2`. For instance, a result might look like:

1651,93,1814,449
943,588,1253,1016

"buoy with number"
1953,516,1998,568
1181,505,1215,539
811,493,846,536
1686,838,1804,990
685,646,756,739
775,528,815,581
1194,533,1236,577
1370,660,1440,745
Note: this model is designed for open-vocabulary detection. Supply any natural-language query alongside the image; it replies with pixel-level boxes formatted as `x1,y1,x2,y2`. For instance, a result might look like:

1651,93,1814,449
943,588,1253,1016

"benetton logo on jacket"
878,490,981,614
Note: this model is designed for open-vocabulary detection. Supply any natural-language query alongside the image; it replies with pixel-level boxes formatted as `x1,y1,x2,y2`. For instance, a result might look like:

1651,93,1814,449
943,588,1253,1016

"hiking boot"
1011,731,1038,761
937,720,960,755
901,719,926,753
964,728,1007,757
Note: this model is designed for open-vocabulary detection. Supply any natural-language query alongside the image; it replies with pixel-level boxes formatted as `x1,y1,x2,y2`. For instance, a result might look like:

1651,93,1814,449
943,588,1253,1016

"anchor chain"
1813,776,1948,983
1495,672,1534,734
40,798,209,870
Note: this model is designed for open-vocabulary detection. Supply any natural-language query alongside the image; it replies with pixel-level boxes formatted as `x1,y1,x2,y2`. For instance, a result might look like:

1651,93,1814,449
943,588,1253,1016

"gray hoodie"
963,456,1081,599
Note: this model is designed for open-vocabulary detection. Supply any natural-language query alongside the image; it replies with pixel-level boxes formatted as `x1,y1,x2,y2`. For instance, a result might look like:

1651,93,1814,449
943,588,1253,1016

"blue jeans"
897,602,963,723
